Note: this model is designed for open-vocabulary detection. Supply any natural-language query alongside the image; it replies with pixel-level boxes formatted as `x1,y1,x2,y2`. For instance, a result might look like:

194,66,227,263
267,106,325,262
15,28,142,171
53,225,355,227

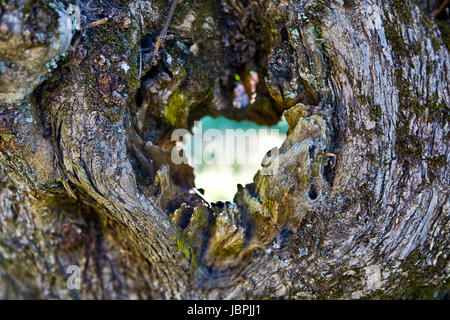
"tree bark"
0,0,448,299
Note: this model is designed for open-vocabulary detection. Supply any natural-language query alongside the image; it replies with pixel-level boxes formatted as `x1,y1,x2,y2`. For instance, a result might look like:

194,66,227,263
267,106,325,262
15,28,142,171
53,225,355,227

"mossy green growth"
264,196,274,211
395,125,423,162
393,69,447,165
371,249,450,299
426,155,447,182
304,0,329,23
0,133,14,142
208,235,243,261
384,3,430,60
343,0,356,9
390,0,413,25
187,206,208,230
431,35,441,51
369,104,383,121
183,205,209,248
173,234,198,262
418,7,446,51
436,21,450,51
385,24,410,59
166,91,187,127
206,207,246,264
85,16,141,93
357,94,369,106
427,92,448,123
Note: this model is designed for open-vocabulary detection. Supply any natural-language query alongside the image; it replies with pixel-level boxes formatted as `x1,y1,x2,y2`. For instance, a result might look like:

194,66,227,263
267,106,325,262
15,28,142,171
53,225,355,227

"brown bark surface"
0,0,448,299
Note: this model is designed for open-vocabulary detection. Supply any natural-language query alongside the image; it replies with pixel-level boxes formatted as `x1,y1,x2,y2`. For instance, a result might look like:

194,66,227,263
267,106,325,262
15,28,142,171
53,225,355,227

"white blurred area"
182,116,288,202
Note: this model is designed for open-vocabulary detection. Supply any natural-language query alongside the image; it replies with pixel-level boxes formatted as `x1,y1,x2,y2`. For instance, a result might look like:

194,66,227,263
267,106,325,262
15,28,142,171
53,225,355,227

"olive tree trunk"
0,0,448,299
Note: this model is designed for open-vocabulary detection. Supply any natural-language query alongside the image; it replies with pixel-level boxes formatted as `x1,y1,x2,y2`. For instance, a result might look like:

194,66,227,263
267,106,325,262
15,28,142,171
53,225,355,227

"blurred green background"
183,116,288,201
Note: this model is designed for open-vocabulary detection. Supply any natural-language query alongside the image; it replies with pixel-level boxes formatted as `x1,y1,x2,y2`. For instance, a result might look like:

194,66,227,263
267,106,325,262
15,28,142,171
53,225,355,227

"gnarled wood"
0,0,448,299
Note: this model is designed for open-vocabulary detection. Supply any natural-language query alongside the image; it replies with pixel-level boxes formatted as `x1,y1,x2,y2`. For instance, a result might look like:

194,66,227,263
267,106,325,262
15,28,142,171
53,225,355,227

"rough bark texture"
0,0,448,299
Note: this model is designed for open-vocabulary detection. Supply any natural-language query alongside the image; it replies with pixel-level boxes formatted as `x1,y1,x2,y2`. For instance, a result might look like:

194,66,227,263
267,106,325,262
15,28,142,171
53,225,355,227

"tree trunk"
0,0,448,299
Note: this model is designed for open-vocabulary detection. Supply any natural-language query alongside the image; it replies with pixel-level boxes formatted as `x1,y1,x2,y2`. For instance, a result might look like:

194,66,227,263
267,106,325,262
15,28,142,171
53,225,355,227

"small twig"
190,188,211,207
80,17,108,31
137,3,144,79
432,0,449,17
139,45,142,79
150,0,180,64
81,0,95,12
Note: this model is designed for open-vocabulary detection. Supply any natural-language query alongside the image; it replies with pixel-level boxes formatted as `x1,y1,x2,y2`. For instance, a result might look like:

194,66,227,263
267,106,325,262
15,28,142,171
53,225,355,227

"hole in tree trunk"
181,115,288,202
308,184,318,200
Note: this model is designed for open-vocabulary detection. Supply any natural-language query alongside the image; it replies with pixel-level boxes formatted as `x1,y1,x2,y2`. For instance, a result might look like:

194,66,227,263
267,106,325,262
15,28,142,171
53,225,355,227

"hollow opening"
132,26,294,210
308,184,318,200
181,115,288,202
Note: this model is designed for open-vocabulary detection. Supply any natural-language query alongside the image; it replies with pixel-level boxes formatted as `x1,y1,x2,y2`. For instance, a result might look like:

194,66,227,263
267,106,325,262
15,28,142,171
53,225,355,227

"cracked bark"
0,0,448,299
